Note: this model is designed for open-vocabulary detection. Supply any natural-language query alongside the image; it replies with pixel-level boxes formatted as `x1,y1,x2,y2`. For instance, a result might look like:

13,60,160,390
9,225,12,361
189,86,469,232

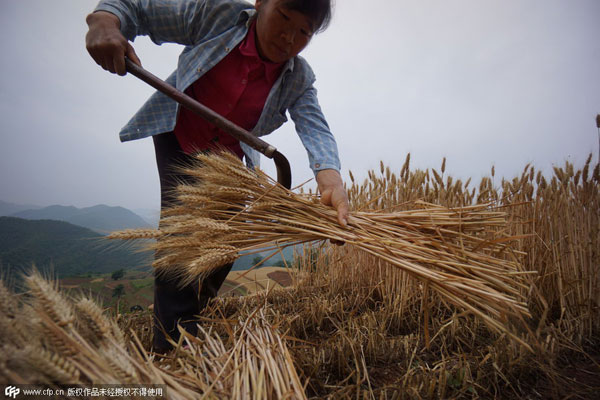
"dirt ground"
220,266,294,296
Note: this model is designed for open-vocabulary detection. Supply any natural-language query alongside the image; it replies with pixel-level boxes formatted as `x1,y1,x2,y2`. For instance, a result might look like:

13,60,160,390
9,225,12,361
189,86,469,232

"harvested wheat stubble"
110,151,535,347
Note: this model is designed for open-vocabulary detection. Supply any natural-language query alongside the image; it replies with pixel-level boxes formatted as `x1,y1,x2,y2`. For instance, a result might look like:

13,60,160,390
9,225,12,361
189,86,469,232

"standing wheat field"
1,153,598,399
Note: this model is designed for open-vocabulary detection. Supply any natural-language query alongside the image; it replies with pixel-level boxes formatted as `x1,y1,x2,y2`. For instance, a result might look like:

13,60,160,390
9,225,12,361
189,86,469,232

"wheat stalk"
173,308,307,399
110,151,535,348
75,296,125,346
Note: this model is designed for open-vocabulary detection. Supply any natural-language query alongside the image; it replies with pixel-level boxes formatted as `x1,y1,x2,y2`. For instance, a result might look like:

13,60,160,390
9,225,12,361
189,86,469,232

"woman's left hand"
316,169,349,228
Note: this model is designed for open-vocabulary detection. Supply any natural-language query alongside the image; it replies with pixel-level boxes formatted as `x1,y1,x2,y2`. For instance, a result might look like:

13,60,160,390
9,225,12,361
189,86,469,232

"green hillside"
0,217,152,278
11,204,153,234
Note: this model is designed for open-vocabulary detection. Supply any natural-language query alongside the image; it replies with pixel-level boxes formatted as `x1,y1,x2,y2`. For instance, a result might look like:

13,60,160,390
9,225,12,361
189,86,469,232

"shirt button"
315,163,321,169
197,67,202,73
225,47,230,52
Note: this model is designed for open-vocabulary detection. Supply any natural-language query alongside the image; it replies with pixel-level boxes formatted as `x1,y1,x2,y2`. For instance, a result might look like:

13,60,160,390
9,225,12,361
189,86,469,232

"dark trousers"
152,132,233,352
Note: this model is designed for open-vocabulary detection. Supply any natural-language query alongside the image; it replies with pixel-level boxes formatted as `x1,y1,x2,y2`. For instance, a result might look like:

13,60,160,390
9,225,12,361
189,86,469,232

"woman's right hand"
85,11,141,76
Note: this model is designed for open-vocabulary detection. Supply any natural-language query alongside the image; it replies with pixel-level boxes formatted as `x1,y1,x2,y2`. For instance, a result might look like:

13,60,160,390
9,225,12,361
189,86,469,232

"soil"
267,270,292,287
534,347,600,399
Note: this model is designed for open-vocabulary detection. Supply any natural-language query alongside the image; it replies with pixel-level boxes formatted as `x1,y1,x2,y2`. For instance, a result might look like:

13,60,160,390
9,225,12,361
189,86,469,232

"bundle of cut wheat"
0,272,306,399
171,308,306,400
110,152,534,347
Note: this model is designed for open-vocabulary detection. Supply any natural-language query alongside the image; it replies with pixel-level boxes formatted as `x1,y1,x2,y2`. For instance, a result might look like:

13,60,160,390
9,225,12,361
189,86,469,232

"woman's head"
254,0,333,63
277,0,333,34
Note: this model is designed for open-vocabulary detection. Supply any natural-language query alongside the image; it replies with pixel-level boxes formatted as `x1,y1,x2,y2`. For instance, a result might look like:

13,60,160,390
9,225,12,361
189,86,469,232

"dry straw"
3,154,597,398
0,272,304,398
110,151,535,347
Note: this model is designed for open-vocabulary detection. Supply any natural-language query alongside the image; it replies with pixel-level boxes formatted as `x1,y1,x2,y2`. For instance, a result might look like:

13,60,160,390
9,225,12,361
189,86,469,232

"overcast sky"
1,0,599,212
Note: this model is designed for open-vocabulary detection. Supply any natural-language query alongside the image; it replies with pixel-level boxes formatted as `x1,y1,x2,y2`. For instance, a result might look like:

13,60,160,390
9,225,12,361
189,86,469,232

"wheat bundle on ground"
110,151,535,346
0,273,305,399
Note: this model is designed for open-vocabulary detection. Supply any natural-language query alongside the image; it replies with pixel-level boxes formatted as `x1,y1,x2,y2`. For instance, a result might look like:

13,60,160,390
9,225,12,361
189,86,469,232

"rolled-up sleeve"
94,0,210,45
289,85,341,175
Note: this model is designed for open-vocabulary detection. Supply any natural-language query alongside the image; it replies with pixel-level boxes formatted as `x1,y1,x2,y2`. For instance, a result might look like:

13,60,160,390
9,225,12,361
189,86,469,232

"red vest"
173,21,284,159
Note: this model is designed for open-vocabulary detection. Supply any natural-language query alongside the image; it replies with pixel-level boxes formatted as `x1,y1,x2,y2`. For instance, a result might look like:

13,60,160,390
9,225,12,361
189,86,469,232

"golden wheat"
110,151,535,349
2,152,597,399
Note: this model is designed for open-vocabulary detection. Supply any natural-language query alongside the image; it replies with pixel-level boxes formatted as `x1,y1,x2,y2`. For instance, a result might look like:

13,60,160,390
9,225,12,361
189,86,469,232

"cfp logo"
4,386,20,399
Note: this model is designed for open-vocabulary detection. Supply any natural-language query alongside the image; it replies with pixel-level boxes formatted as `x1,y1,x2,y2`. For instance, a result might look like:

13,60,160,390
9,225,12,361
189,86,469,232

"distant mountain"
12,204,152,234
133,208,160,228
0,200,41,216
0,216,152,278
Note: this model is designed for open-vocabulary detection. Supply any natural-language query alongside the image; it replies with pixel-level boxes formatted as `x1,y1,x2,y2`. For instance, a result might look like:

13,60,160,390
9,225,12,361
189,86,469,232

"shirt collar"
239,20,285,82
239,8,255,25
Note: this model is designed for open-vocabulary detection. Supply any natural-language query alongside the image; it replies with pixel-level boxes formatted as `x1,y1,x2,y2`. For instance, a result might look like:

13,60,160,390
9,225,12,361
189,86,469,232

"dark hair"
281,0,333,34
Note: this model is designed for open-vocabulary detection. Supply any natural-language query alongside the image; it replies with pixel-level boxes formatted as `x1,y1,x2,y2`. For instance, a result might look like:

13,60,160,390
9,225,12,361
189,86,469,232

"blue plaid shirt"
95,0,341,174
